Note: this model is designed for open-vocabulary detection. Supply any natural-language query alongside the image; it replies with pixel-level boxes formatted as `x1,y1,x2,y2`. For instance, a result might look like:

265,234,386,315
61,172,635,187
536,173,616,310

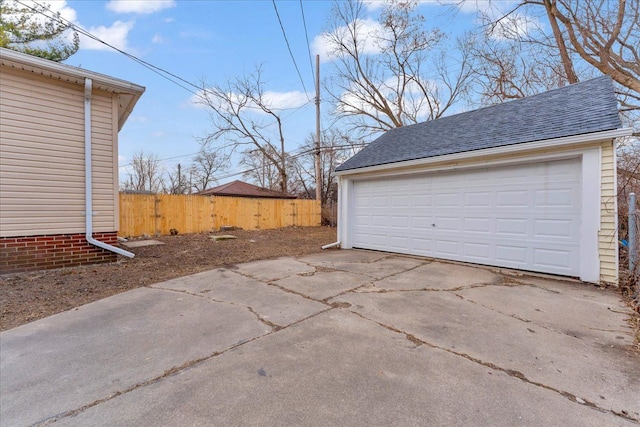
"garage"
351,158,581,276
336,77,632,284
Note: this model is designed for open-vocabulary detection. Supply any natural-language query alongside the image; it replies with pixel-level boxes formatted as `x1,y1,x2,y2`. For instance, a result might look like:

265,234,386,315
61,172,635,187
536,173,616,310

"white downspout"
84,78,135,258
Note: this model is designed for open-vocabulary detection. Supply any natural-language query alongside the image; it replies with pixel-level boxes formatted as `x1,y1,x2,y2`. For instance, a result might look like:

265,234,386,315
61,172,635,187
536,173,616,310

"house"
335,76,633,284
198,180,297,199
0,48,145,273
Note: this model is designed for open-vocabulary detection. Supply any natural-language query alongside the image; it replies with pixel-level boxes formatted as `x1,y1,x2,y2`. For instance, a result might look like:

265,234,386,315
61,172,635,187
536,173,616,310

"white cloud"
312,18,386,62
362,0,385,11
152,34,164,44
262,91,311,110
106,0,176,14
190,89,311,112
487,12,540,40
339,75,440,121
80,20,134,51
5,0,77,21
363,0,503,14
436,0,502,14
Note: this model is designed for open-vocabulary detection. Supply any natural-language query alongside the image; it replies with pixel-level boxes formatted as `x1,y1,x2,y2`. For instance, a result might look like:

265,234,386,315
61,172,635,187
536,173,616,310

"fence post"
630,193,637,278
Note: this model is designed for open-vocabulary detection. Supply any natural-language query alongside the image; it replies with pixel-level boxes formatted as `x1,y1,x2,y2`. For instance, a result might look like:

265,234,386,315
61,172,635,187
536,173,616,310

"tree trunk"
542,0,579,84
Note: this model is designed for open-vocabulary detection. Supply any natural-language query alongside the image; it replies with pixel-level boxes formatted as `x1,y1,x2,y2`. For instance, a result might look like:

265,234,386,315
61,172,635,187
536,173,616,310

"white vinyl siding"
599,141,618,284
0,67,117,237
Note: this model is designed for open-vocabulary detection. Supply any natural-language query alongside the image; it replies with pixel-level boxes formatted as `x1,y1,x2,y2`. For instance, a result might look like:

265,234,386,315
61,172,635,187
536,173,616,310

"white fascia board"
0,48,145,95
335,128,634,177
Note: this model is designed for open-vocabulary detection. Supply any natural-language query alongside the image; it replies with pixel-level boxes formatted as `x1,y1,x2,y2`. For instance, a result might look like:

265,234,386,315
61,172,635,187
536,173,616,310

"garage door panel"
435,239,459,255
463,242,492,260
435,216,460,231
351,157,581,277
464,192,492,207
495,245,529,264
496,190,529,207
463,217,491,233
436,193,460,207
411,216,432,230
533,219,576,239
533,248,575,271
412,195,432,207
535,188,578,207
389,236,410,249
497,218,530,236
411,237,433,252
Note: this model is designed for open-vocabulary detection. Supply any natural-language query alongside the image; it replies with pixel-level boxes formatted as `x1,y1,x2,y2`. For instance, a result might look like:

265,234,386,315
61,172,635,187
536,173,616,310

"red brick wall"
0,232,119,274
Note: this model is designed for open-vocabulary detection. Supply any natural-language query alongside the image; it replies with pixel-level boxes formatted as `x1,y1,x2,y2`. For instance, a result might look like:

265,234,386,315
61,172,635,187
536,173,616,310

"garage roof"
336,76,622,172
198,180,297,199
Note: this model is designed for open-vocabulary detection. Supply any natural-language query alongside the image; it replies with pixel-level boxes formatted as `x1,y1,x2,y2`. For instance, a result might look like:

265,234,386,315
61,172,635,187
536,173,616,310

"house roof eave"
0,47,145,130
335,128,633,177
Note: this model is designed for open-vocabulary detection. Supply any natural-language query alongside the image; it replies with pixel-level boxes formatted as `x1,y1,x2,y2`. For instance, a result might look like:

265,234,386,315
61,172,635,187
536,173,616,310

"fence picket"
119,194,321,237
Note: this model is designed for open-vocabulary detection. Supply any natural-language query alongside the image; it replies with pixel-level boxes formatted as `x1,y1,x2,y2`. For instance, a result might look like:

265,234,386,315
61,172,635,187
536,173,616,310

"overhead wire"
271,0,310,99
299,0,315,83
16,0,312,114
17,0,361,183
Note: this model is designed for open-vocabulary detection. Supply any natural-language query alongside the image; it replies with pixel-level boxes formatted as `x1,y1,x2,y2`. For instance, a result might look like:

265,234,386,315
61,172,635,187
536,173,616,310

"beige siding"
599,141,618,284
0,66,117,237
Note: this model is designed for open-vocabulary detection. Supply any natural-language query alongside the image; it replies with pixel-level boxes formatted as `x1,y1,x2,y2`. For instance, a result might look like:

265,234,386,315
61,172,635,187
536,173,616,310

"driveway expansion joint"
348,310,639,423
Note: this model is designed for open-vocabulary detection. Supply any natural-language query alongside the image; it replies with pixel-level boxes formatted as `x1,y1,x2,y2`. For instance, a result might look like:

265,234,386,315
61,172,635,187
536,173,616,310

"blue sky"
20,0,509,183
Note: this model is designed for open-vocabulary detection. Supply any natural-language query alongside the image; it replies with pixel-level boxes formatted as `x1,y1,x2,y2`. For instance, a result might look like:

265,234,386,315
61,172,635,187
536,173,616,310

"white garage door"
352,158,582,276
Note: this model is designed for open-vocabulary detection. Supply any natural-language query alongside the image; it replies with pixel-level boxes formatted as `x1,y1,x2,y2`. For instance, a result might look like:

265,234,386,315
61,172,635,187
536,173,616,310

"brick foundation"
0,232,119,274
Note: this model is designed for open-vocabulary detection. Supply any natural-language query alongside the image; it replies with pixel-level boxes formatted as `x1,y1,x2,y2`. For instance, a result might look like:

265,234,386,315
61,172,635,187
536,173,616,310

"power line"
272,0,310,99
17,0,312,115
299,0,315,83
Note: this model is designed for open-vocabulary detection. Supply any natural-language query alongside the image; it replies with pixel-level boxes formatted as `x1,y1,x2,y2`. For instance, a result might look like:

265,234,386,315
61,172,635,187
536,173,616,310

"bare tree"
290,129,364,203
323,0,473,136
190,148,228,193
197,67,293,193
122,150,163,194
475,0,639,113
469,29,584,104
240,147,283,190
163,163,189,195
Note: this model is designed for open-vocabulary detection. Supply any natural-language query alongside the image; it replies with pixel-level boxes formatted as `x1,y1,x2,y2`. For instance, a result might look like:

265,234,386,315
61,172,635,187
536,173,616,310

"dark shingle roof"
198,180,297,199
336,76,622,172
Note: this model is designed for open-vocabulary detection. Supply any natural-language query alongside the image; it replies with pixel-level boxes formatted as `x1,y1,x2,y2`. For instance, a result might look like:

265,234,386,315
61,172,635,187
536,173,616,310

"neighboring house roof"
0,47,145,130
198,180,297,199
336,76,622,172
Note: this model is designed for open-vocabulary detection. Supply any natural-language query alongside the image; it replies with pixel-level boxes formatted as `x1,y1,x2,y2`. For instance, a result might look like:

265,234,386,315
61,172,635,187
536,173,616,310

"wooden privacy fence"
119,194,322,237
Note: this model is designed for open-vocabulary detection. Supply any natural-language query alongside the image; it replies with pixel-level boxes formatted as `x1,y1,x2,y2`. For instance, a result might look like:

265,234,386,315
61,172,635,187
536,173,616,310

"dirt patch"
0,227,337,331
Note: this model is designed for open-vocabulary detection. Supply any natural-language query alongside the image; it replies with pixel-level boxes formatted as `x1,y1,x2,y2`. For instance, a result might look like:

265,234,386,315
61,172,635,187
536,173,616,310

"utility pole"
177,163,182,194
315,54,321,202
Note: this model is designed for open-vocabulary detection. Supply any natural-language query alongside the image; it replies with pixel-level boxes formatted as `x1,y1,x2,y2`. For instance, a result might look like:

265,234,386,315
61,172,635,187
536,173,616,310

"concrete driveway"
1,250,638,426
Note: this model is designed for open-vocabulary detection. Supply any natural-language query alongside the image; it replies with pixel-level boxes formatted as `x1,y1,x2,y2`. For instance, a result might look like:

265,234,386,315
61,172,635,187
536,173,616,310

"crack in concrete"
324,283,377,302
349,311,639,424
344,279,523,295
362,260,431,281
263,281,333,306
449,291,584,338
152,286,282,331
32,306,336,427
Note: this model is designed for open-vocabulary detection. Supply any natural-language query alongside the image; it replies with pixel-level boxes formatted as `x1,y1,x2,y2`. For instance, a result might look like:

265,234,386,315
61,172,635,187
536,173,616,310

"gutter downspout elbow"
84,78,135,258
321,241,341,250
